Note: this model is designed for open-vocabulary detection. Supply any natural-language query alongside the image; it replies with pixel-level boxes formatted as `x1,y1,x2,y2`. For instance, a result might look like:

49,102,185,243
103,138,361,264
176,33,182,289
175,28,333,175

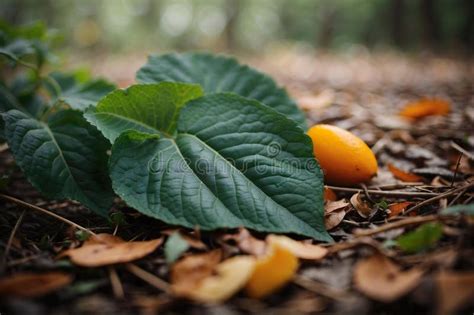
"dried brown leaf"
60,233,163,267
222,228,267,256
267,235,328,260
353,253,424,302
435,271,474,315
350,192,375,218
0,272,72,298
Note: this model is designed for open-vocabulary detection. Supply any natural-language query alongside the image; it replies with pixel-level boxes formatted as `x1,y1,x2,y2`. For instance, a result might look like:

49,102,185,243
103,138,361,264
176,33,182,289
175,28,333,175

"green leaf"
84,82,204,142
2,109,114,216
396,222,443,253
136,52,307,129
440,203,474,216
47,72,116,111
164,232,190,264
102,84,330,241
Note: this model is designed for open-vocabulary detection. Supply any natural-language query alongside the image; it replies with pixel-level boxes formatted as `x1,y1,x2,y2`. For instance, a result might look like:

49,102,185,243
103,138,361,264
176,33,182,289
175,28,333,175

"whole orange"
307,124,377,186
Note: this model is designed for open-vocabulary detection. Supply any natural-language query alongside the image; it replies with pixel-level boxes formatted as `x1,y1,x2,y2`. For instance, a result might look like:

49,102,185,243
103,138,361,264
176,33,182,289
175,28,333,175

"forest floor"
1,50,473,314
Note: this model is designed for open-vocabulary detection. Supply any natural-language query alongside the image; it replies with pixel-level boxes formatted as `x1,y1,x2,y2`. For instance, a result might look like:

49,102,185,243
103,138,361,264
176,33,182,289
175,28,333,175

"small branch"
354,215,438,237
108,266,125,299
0,194,96,236
405,181,474,215
125,263,170,293
1,210,25,272
451,141,474,161
326,186,438,198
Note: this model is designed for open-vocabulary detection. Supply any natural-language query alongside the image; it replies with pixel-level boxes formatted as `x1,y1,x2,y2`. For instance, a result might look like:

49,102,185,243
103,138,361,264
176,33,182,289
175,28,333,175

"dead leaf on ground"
171,249,222,294
353,253,424,302
435,271,474,315
399,98,450,120
60,233,163,267
221,228,267,256
388,201,413,218
175,256,256,303
0,272,72,298
297,89,335,111
325,199,350,230
350,192,375,219
245,240,299,299
267,235,328,260
387,163,423,182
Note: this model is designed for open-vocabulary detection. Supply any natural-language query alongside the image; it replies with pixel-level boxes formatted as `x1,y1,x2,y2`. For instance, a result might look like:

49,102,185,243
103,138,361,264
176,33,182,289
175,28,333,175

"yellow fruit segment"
245,242,299,299
307,124,378,186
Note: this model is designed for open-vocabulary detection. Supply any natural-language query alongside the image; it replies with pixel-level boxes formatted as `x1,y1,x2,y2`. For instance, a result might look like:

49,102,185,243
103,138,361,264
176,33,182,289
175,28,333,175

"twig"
0,193,96,236
451,141,474,161
108,266,125,299
125,263,170,293
404,181,474,215
451,153,463,187
1,210,25,272
326,186,438,197
354,215,438,237
293,275,348,300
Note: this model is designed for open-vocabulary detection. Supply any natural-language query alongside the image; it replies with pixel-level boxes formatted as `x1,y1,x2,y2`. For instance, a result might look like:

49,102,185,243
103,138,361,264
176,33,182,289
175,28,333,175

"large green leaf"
84,82,204,142
2,109,114,216
136,52,307,130
95,84,329,241
47,72,116,111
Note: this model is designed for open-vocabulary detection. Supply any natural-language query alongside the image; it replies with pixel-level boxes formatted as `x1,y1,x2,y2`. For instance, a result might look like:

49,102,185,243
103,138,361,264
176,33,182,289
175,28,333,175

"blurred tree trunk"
420,0,440,49
224,0,240,51
317,4,337,49
391,0,405,47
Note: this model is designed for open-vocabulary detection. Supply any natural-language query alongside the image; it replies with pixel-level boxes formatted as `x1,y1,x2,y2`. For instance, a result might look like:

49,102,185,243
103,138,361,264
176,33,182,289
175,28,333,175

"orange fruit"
307,124,378,186
399,98,450,120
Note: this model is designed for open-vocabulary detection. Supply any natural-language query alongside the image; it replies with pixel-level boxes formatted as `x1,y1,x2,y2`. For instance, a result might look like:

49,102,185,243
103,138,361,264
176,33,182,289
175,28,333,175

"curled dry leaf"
325,199,350,230
221,228,267,256
435,271,474,315
60,233,163,267
0,272,72,298
387,164,423,182
267,235,328,260
350,192,375,219
399,98,450,120
174,256,256,304
245,240,299,299
388,201,413,218
171,249,222,294
353,253,424,302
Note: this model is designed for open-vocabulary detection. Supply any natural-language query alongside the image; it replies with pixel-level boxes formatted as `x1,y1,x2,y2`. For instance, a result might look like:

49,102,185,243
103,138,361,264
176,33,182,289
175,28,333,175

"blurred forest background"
1,0,473,55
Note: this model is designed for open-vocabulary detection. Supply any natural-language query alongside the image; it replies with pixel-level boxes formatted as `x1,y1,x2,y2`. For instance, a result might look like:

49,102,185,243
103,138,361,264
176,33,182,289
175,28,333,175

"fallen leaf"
164,232,190,264
435,271,474,315
396,222,443,253
171,249,222,293
324,199,350,230
175,256,256,303
388,201,413,218
387,164,423,182
161,229,208,250
221,228,267,256
441,203,474,216
0,272,72,297
60,233,163,267
297,89,334,111
399,98,450,120
245,240,299,298
267,235,328,260
350,192,375,218
353,253,424,302
324,187,337,201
